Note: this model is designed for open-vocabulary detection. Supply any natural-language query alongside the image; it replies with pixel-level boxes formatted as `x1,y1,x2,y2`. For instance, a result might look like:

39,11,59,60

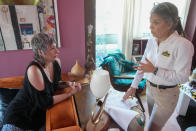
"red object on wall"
47,15,55,28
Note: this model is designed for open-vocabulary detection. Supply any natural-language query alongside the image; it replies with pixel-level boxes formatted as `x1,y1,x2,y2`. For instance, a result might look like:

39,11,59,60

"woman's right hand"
69,82,81,95
53,82,81,105
122,87,136,101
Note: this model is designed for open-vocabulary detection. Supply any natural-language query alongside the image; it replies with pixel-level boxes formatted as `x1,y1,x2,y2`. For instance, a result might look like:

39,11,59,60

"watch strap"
153,67,158,75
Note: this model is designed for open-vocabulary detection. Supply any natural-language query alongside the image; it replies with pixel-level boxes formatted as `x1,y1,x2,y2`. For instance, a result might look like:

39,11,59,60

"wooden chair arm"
52,126,82,131
0,76,24,89
46,96,80,131
112,74,144,80
46,73,81,131
111,75,134,79
0,73,68,89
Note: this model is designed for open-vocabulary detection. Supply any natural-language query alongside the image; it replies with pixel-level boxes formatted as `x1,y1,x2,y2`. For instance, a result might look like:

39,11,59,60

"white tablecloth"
102,88,139,131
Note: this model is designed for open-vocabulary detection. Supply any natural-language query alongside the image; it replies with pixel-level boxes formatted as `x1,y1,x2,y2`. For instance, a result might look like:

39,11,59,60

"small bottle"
71,60,85,77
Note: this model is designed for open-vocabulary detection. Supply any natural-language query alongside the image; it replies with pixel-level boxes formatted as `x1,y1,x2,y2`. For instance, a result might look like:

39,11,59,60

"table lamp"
86,69,111,130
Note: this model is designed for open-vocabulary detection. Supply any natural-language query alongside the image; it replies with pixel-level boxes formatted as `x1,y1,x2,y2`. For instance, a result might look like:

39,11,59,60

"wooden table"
61,73,96,129
61,73,123,130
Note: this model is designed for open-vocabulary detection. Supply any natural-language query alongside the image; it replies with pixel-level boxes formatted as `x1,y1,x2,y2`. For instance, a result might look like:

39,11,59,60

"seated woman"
2,33,81,131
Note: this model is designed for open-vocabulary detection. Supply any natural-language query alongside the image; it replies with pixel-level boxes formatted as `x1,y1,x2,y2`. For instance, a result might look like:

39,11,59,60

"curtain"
181,0,191,29
121,0,191,60
121,0,135,60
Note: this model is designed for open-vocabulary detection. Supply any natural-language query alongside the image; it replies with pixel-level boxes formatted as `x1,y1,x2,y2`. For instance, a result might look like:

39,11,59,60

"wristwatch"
153,67,158,75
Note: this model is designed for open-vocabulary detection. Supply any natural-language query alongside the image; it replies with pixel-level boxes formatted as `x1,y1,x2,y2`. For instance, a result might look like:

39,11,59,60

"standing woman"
2,33,81,131
123,2,194,131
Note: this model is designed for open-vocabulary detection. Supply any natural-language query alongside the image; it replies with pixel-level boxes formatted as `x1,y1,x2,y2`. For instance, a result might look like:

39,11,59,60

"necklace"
43,63,54,83
34,60,54,82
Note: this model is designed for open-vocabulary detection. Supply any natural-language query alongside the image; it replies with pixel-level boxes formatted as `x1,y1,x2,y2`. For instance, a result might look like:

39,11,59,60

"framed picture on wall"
132,43,141,55
37,0,60,48
0,0,60,51
0,27,5,51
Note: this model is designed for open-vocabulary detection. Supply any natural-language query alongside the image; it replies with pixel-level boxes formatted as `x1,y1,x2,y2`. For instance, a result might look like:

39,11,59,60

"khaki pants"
146,81,179,128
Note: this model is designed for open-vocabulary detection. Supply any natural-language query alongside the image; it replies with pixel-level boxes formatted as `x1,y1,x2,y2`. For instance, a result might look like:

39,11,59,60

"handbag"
128,92,145,131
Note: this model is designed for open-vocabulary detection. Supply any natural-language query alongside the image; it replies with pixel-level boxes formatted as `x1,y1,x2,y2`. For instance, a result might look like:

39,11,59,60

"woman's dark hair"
31,32,55,67
151,2,184,36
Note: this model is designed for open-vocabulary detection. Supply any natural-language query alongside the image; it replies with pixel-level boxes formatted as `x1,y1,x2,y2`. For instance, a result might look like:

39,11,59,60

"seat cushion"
100,53,146,91
0,88,19,128
107,57,121,76
101,53,137,74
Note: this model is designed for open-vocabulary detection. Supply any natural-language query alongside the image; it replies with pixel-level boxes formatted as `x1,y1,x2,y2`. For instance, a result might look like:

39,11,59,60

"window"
96,0,190,67
96,0,124,67
133,0,190,38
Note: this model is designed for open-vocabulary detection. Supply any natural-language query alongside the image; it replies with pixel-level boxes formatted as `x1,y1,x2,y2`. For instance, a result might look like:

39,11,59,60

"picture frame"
132,43,141,55
0,27,5,51
37,0,60,48
0,0,60,51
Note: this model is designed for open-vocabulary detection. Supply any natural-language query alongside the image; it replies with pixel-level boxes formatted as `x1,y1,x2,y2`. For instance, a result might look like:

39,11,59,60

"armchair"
100,52,146,92
0,74,82,131
46,73,82,131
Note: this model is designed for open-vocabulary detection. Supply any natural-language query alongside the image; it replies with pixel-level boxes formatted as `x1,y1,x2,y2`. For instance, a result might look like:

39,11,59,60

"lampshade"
90,69,111,99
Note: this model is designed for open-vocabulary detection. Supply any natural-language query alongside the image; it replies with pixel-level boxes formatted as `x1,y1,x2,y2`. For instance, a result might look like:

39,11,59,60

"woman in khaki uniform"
123,2,194,131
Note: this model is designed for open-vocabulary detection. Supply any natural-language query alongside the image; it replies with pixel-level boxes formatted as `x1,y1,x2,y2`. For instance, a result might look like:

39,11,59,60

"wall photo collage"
0,0,60,51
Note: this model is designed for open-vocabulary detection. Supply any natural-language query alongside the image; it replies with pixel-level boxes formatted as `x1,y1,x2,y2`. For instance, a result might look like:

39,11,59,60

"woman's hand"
53,82,81,104
69,82,81,95
122,87,136,101
58,81,69,89
133,58,156,74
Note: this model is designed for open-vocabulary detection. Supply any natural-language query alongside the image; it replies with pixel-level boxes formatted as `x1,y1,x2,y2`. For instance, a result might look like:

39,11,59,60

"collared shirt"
131,31,194,88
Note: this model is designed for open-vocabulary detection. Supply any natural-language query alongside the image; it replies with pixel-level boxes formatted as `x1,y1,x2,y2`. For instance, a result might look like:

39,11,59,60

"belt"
148,81,177,89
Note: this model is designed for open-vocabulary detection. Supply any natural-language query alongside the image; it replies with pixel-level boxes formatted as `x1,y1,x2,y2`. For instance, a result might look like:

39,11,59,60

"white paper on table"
103,88,138,109
101,88,139,131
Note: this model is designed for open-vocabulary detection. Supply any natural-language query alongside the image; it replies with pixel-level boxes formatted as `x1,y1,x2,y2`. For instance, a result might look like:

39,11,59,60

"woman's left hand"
133,58,156,74
58,81,69,89
69,82,82,95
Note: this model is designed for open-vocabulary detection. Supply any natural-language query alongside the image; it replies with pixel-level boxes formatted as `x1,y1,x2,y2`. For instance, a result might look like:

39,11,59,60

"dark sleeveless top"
3,61,61,130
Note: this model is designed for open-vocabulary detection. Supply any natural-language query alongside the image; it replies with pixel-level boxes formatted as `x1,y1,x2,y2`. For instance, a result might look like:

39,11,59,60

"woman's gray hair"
31,32,55,67
151,2,184,36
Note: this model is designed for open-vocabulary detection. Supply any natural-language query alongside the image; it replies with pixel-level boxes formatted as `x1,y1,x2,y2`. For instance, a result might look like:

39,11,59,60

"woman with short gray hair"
31,32,56,67
2,33,81,131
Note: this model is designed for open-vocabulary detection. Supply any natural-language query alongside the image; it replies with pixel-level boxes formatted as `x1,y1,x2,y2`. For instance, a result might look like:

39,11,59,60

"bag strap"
135,92,145,113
